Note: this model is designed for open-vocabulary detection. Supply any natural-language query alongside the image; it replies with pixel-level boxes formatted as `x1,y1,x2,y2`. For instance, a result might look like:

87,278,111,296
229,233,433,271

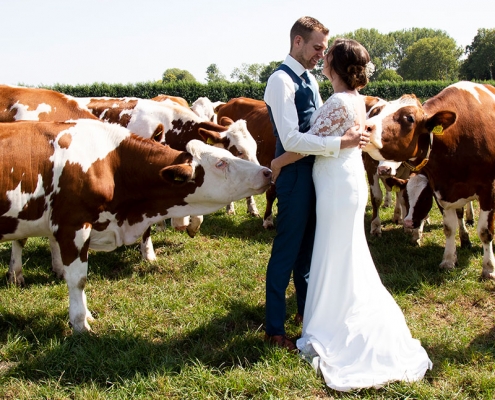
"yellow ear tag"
392,185,400,193
432,125,444,135
206,138,215,145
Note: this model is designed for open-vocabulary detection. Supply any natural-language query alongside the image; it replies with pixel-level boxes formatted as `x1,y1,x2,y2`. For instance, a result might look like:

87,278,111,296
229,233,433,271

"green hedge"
46,80,495,104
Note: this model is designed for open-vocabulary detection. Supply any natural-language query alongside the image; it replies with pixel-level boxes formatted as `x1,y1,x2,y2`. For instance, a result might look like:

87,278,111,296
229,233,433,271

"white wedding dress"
296,92,432,391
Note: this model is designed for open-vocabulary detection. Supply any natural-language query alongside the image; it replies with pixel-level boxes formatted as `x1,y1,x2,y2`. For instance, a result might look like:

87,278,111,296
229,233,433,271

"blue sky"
1,0,493,86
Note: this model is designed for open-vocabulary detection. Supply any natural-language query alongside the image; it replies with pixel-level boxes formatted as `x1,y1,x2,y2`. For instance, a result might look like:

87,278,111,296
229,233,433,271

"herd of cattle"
1,81,494,333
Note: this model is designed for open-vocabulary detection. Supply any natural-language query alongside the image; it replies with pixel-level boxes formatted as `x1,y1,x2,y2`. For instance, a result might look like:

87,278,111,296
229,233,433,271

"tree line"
162,27,495,84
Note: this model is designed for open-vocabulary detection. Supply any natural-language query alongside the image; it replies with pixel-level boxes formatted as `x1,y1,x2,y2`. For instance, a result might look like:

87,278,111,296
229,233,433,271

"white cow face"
173,140,271,216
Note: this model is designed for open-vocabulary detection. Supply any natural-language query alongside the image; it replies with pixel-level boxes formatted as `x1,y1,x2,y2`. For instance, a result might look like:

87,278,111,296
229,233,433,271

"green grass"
1,191,495,399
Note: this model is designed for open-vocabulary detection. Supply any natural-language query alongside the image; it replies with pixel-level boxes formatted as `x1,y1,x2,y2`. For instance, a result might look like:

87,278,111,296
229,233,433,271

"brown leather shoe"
264,333,297,352
294,313,303,326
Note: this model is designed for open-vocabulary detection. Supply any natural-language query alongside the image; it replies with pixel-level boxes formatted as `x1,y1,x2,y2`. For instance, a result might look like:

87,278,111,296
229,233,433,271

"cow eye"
216,160,227,169
406,115,415,123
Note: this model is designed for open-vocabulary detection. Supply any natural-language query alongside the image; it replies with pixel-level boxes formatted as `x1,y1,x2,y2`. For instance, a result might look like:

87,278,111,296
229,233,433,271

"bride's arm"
306,96,363,151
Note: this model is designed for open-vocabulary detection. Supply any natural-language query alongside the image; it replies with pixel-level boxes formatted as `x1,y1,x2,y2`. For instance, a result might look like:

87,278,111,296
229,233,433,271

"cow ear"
426,110,456,133
198,128,224,146
219,116,234,127
152,124,165,143
160,164,194,184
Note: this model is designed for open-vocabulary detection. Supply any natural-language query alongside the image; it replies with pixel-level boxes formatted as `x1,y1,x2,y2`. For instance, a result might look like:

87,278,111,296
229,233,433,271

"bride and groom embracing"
263,16,432,392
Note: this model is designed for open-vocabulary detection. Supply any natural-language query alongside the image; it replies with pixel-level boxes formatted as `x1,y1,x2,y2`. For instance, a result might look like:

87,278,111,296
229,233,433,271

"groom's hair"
290,16,329,49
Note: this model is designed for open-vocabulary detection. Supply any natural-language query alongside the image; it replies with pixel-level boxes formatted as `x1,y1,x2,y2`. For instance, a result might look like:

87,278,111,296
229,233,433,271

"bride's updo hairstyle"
326,38,372,90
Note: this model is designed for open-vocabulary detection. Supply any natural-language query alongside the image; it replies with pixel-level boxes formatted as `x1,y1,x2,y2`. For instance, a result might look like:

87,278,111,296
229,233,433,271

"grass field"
1,191,494,399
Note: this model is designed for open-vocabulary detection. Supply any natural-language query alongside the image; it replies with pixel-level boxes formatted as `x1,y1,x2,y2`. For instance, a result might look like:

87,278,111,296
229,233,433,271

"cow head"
169,140,271,213
364,94,457,162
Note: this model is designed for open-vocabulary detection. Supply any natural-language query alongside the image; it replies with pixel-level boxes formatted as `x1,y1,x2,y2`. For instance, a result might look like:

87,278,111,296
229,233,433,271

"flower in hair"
365,61,375,78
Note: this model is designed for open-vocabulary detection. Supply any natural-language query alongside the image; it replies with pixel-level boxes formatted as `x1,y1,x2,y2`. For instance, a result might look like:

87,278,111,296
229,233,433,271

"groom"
264,16,363,351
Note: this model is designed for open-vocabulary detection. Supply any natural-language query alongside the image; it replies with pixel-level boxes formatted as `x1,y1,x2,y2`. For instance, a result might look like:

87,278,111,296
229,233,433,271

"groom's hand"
340,124,366,149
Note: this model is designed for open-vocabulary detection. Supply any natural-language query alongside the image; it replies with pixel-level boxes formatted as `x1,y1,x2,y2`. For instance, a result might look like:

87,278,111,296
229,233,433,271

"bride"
270,38,432,392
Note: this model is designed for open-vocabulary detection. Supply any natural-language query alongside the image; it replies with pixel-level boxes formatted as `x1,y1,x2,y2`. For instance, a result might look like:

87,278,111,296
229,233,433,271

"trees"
460,28,495,80
230,63,266,84
162,68,197,83
389,28,454,69
259,61,282,83
398,36,462,80
328,27,463,81
205,64,228,84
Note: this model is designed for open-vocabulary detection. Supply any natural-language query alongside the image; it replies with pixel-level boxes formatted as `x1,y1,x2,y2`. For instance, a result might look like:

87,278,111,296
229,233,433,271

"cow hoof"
6,271,25,287
481,270,495,280
466,219,474,227
263,215,275,229
186,228,198,238
70,317,92,333
248,211,260,218
440,260,456,270
460,239,472,249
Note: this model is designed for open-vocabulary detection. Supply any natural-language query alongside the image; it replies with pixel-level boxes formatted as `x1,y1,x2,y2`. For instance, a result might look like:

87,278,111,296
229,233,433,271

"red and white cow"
216,97,277,228
362,96,408,237
1,119,272,332
365,81,495,279
0,84,97,121
76,96,259,239
0,86,258,263
394,172,475,249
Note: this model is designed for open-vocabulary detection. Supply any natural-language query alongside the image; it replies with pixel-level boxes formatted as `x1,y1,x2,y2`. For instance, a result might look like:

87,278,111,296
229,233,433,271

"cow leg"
369,173,383,236
226,202,236,215
392,189,403,224
383,188,393,208
140,227,157,262
263,185,276,229
439,208,458,270
186,215,204,238
477,209,495,280
61,227,93,332
49,237,64,279
246,196,260,217
465,201,475,226
7,239,27,286
456,207,472,249
410,220,426,247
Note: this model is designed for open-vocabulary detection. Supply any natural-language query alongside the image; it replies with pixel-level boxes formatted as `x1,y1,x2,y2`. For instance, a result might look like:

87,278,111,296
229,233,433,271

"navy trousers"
265,159,316,336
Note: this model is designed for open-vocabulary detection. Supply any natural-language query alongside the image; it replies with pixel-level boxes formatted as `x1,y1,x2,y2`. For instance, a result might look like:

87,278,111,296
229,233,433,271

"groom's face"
292,30,329,70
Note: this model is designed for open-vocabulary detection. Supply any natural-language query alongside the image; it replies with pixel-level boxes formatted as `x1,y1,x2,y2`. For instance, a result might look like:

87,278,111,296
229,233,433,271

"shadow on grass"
1,299,276,388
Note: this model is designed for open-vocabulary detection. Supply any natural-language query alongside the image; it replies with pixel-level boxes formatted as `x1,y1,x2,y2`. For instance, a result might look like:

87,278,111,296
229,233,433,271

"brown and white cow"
76,96,259,239
216,97,277,228
1,119,271,332
365,81,495,279
0,84,97,122
362,96,408,237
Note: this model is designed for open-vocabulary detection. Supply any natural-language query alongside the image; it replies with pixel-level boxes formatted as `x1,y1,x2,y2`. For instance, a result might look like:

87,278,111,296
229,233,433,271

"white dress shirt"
264,55,341,157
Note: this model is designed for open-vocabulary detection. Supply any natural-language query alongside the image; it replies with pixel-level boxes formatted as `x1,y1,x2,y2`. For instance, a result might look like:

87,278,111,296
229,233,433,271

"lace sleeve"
308,94,355,137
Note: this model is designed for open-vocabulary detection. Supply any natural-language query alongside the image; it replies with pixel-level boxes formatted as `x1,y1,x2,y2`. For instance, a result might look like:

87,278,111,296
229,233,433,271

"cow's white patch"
10,101,51,121
454,81,495,104
49,119,130,178
4,174,45,217
74,225,92,250
434,190,477,209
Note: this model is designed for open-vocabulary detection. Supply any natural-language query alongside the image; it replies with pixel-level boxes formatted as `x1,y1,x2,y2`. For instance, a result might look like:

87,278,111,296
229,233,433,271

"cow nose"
366,124,383,149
